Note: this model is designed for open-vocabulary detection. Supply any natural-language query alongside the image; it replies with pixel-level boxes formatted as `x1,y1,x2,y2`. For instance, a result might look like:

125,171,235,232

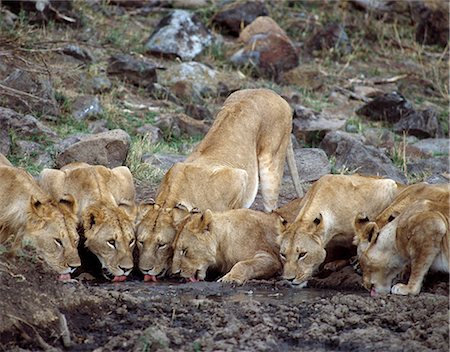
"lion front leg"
218,252,281,285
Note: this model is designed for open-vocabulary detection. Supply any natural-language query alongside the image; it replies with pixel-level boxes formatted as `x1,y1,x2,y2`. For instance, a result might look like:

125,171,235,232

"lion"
279,174,402,286
137,88,303,281
359,198,449,296
171,209,285,284
0,153,12,166
0,165,80,280
353,182,450,257
39,163,137,281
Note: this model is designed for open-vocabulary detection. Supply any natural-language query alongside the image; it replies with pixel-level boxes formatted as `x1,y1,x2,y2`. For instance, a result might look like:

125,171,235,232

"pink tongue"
370,287,377,297
144,274,157,282
189,277,199,283
113,275,127,282
58,274,71,281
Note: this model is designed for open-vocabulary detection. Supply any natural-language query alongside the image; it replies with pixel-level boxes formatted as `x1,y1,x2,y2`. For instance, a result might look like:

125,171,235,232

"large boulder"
393,108,443,138
55,129,131,168
145,10,213,61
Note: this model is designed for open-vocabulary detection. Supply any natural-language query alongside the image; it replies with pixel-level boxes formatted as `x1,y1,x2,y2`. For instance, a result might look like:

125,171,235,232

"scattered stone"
158,61,241,103
356,92,414,123
411,138,449,156
285,148,331,183
393,108,443,138
415,2,449,47
353,86,384,99
154,113,181,138
176,113,210,137
211,0,268,36
320,130,407,183
424,173,450,185
306,23,352,55
0,128,11,155
185,103,212,121
0,107,59,142
90,76,112,94
280,66,326,91
55,129,131,168
407,157,449,178
142,152,186,173
145,9,213,61
88,120,109,134
15,140,52,168
239,16,287,43
136,124,163,144
133,326,169,351
292,105,347,144
62,44,93,63
1,68,60,116
72,95,104,121
107,54,161,88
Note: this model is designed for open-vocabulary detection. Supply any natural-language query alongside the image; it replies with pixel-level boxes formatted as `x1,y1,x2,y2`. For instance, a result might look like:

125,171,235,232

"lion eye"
129,239,136,247
298,252,307,260
54,238,63,247
107,239,116,248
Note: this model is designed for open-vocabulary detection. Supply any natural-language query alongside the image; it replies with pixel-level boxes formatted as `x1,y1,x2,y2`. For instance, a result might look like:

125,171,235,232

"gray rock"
0,128,11,155
133,326,169,352
142,152,186,173
72,95,103,120
424,174,450,185
407,156,449,177
0,107,59,141
306,23,352,55
15,140,53,168
412,138,449,156
284,148,331,183
136,124,163,144
356,92,414,123
107,54,161,88
62,44,93,63
320,130,407,183
145,9,213,61
55,129,131,168
88,120,109,134
90,76,112,94
393,108,443,138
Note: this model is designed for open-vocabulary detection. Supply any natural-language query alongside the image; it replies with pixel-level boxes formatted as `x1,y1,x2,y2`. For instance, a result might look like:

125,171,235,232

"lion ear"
357,221,379,245
59,193,77,214
29,195,46,218
82,206,103,234
172,203,190,227
200,209,213,230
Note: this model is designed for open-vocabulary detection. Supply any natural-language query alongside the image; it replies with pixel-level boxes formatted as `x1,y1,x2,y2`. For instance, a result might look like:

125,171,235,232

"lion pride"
0,165,80,280
137,88,303,281
39,163,137,282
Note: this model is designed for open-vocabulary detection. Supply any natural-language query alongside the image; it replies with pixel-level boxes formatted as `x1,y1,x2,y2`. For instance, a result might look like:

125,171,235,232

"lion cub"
171,209,284,284
279,174,401,287
39,163,137,282
137,88,302,281
359,198,449,296
0,165,80,280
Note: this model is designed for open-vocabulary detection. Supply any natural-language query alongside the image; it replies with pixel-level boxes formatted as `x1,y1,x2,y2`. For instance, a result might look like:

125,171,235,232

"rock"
158,61,241,103
15,140,52,168
62,44,93,63
356,92,414,123
133,326,169,351
88,120,109,134
136,124,163,144
411,138,449,156
285,148,331,183
353,86,384,99
0,107,59,142
407,157,449,177
211,0,268,36
170,0,210,9
145,9,213,61
239,16,287,42
1,68,60,116
107,54,161,88
154,113,181,138
393,108,443,138
72,95,104,121
424,173,450,185
292,105,347,144
176,113,210,137
306,23,352,55
320,130,407,183
55,129,131,168
184,103,212,121
415,2,449,47
142,152,186,173
231,31,298,79
90,76,112,94
280,66,326,91
0,128,11,155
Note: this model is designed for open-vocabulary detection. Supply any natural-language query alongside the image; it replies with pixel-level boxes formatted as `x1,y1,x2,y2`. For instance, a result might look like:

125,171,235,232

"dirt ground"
1,182,448,352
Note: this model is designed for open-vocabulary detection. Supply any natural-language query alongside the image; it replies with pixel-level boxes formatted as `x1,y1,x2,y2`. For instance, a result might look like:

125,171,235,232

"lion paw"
391,283,417,295
218,273,245,285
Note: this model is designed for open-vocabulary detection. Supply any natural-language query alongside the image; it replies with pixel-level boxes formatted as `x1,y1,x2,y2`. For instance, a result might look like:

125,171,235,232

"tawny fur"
171,209,284,284
0,165,80,275
136,88,302,278
279,174,401,285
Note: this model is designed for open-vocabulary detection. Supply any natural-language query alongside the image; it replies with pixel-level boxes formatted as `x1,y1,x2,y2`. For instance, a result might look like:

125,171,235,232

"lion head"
22,195,81,280
171,210,216,282
82,202,136,281
358,220,401,296
136,202,189,281
279,214,327,286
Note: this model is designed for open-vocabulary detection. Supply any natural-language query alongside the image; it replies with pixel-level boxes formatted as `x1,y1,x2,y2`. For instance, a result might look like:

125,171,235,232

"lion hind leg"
218,251,281,285
258,152,285,212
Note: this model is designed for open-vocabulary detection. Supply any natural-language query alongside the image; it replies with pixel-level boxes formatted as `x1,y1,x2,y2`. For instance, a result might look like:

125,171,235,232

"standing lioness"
137,88,302,281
